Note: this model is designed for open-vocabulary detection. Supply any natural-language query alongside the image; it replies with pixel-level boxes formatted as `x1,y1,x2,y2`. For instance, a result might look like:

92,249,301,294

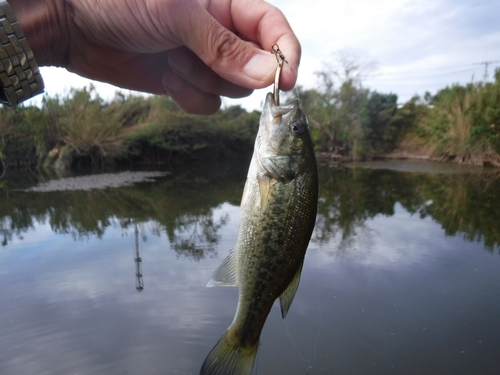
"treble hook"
271,44,288,106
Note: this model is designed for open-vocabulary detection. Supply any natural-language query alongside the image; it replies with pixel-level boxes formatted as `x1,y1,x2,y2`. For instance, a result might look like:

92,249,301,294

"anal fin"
279,261,304,318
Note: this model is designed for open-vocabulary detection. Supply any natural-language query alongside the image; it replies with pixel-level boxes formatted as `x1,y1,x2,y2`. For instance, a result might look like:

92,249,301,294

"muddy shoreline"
23,171,169,192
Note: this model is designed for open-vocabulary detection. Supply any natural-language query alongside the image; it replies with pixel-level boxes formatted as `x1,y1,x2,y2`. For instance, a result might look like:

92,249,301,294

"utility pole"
475,60,500,81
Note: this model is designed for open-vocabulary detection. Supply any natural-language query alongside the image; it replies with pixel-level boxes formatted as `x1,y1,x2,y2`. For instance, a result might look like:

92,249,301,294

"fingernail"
288,62,299,78
244,53,276,82
163,71,184,94
281,63,299,91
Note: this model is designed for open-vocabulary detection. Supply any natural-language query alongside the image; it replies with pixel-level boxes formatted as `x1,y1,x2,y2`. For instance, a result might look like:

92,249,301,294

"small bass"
201,91,318,375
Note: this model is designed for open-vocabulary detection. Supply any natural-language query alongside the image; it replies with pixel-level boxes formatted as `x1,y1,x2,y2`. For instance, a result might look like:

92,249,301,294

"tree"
365,92,399,152
308,49,377,155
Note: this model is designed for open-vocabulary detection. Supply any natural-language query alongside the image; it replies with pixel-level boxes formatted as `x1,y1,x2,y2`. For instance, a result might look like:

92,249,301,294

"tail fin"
200,330,258,375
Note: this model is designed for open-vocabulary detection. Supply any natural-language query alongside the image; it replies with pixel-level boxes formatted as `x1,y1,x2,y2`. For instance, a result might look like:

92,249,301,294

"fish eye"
290,121,305,135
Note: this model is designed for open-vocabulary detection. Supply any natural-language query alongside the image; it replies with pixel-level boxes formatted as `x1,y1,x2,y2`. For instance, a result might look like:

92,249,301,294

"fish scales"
201,92,318,375
235,175,316,343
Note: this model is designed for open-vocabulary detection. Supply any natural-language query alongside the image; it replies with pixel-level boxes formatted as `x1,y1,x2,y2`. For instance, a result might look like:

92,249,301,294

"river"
1,160,499,375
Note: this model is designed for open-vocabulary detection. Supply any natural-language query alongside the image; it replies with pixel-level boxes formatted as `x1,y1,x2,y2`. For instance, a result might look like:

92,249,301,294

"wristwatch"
0,0,44,106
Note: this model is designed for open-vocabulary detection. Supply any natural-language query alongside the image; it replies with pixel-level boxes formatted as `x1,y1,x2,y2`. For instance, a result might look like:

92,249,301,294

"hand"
12,0,301,114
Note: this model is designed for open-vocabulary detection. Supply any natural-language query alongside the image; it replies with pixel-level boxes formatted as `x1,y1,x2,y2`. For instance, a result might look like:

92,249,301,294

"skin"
201,93,318,375
233,94,317,344
9,0,301,115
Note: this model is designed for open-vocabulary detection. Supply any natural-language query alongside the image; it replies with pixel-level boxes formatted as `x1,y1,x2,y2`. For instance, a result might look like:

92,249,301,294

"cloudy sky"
29,0,500,111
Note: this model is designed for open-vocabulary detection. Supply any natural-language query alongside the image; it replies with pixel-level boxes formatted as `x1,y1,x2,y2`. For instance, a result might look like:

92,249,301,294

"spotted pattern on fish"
200,93,318,375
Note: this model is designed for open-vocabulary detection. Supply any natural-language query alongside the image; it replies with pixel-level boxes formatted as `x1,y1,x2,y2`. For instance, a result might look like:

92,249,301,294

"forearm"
8,0,67,67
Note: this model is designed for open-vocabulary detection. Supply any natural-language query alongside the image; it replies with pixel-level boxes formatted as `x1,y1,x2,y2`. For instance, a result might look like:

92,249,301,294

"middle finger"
167,47,253,99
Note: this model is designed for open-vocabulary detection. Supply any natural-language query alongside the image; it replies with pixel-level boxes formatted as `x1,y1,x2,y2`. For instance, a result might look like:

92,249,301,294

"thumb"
174,4,277,89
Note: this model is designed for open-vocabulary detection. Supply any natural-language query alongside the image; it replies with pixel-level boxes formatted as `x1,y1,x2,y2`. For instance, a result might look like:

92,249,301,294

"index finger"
207,0,301,91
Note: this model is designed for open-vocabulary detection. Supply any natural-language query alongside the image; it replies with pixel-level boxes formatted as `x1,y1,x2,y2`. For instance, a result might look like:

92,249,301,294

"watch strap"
0,0,44,106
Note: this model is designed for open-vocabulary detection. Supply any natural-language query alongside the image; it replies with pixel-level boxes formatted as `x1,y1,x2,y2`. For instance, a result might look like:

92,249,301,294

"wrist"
8,0,68,67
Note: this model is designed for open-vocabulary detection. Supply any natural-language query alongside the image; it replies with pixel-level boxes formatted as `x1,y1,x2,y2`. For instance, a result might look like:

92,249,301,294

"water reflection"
1,160,500,375
1,161,247,258
314,162,500,253
2,162,500,254
133,222,144,291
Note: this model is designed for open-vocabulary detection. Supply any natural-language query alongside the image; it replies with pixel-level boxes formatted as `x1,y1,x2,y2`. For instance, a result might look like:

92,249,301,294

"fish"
200,91,318,375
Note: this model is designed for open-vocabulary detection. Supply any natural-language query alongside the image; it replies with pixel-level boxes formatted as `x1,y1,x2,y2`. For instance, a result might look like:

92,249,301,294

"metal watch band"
0,0,44,106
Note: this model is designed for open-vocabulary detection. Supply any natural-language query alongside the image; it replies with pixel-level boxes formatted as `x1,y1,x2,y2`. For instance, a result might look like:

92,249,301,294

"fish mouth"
263,92,300,125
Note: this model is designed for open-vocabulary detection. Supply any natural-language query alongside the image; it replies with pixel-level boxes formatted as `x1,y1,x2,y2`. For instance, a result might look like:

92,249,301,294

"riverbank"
375,149,500,168
317,150,500,168
2,147,499,178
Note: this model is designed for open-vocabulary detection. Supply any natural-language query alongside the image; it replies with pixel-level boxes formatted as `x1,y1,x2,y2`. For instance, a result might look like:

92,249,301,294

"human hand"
12,0,301,114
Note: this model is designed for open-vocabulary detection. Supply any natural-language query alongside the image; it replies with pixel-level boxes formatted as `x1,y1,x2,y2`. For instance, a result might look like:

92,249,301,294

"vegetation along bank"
1,67,500,172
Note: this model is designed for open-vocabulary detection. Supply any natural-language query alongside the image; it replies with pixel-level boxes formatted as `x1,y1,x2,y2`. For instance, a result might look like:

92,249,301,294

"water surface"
1,160,499,375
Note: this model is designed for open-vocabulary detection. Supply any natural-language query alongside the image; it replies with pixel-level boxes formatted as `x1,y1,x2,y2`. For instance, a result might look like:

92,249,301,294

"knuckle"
204,26,245,68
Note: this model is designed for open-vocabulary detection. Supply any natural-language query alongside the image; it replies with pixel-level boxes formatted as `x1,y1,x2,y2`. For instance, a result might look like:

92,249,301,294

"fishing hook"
272,44,288,106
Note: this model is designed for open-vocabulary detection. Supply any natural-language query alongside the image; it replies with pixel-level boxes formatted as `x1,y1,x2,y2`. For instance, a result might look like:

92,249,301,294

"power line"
367,67,479,82
365,60,500,81
370,63,478,77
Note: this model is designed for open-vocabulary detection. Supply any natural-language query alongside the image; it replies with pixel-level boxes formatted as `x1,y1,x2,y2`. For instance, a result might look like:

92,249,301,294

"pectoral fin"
207,250,238,287
279,261,304,318
257,175,271,209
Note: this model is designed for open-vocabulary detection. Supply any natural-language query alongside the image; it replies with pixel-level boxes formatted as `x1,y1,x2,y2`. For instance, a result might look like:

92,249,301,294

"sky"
27,0,500,111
